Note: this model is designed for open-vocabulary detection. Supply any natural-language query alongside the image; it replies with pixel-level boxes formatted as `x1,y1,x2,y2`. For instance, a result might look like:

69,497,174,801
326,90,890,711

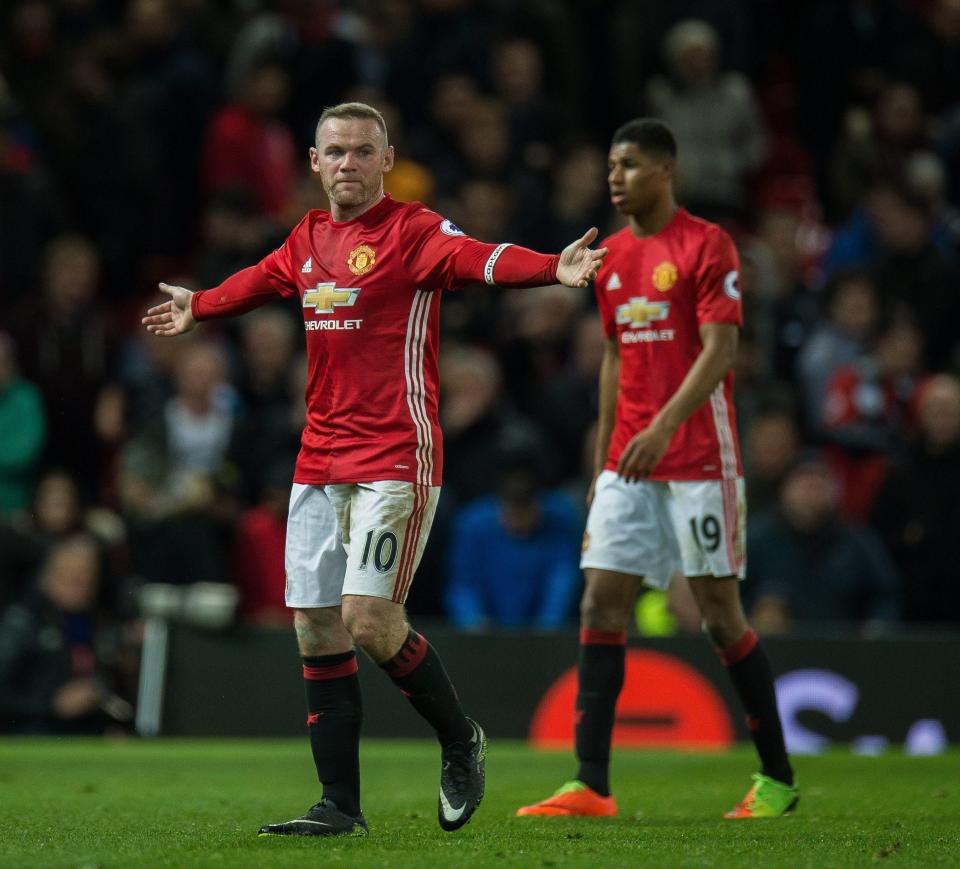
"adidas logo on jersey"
301,258,313,274
606,272,622,290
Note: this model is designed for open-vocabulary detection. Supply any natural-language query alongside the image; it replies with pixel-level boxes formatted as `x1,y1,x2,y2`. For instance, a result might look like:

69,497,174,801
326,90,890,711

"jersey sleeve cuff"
190,290,206,322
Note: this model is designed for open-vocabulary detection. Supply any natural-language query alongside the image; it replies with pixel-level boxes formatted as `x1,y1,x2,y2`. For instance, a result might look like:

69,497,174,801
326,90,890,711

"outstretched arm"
617,322,738,482
141,265,283,337
447,227,607,289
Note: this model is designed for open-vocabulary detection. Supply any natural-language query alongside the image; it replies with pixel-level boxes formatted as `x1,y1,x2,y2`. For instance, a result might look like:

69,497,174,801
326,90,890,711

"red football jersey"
594,208,743,480
192,194,559,487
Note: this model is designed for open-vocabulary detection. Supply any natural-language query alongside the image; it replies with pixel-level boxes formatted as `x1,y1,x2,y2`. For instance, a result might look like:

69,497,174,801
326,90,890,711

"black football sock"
380,630,473,746
303,651,363,816
718,629,794,786
574,629,627,797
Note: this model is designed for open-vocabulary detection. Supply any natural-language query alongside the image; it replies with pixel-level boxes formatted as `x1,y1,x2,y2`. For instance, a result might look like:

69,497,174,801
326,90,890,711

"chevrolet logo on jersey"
615,296,670,328
303,282,361,314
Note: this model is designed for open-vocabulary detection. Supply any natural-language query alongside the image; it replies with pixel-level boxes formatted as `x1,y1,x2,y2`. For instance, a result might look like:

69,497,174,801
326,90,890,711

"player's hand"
142,283,197,337
557,227,608,288
617,422,673,482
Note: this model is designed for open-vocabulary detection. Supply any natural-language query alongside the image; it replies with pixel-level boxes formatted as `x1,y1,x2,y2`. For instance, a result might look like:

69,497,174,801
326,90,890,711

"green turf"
0,739,956,868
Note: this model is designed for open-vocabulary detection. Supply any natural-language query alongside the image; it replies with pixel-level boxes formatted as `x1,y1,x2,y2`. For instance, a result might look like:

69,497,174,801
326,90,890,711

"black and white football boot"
438,717,487,831
258,798,368,838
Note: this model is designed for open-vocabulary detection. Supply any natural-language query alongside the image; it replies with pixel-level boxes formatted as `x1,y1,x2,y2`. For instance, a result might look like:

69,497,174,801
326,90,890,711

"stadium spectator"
13,235,113,498
229,350,304,505
821,319,925,520
115,324,191,435
830,82,929,219
235,307,298,415
869,186,960,370
490,37,564,173
440,344,555,506
133,340,237,499
796,269,880,430
451,178,516,245
645,18,766,220
871,373,960,623
741,209,821,385
526,314,605,484
747,457,900,633
115,440,232,589
498,283,585,421
373,98,436,206
202,61,296,217
0,535,131,734
904,151,960,251
897,0,960,114
232,459,291,627
0,102,62,303
0,332,46,518
742,408,801,514
194,188,278,288
445,463,580,629
541,143,611,253
115,0,215,262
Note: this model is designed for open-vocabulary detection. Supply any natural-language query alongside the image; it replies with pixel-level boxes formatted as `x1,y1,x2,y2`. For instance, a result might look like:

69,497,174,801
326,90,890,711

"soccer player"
516,119,798,820
142,102,606,837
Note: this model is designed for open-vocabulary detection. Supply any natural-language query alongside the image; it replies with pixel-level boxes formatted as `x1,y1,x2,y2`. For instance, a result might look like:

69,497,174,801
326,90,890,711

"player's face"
607,142,671,216
310,118,395,214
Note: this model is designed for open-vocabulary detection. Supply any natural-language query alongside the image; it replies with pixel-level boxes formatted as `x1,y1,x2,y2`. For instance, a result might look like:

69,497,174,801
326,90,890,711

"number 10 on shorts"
359,529,399,573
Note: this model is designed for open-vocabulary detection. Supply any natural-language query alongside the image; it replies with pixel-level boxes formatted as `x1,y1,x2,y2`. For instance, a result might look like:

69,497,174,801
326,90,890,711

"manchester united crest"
347,244,377,276
652,261,678,292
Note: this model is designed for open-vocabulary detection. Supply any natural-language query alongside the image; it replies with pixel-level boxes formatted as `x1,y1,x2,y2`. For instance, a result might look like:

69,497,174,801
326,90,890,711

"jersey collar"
330,193,396,227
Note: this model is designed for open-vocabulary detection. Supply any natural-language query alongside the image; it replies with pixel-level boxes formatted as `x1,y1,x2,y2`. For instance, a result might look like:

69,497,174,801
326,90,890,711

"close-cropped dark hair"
611,118,677,159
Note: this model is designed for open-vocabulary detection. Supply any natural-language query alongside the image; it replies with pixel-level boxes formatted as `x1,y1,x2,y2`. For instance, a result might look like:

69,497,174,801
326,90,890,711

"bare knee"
341,595,408,662
688,577,748,649
580,571,638,632
294,607,352,656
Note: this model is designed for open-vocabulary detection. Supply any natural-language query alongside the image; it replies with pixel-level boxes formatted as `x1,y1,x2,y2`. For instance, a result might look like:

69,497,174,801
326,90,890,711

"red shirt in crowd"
202,105,297,215
233,505,288,623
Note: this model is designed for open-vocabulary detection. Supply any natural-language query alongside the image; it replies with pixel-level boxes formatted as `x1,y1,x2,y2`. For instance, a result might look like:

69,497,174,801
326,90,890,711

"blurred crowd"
3,0,960,731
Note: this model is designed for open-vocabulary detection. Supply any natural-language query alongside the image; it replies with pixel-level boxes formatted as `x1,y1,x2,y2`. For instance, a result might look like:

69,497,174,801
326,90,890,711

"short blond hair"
315,102,389,147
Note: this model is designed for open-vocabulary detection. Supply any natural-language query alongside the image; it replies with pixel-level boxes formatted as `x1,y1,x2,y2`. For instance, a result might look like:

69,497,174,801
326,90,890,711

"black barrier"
158,625,959,753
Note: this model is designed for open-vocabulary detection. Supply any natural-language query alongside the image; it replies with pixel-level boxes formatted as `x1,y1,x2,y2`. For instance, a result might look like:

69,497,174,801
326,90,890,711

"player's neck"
628,199,678,239
330,190,386,223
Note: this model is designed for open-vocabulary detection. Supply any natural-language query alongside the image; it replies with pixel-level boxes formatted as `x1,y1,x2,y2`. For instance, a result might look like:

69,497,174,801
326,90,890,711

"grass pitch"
0,739,956,868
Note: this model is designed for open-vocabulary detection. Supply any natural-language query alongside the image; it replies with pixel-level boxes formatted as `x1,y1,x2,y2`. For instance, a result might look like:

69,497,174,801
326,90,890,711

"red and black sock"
303,650,362,816
380,630,473,746
718,629,794,786
574,629,627,797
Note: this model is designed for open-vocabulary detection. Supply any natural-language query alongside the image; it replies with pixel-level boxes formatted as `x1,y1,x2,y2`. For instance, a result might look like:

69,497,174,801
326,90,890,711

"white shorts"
580,471,746,588
284,481,440,608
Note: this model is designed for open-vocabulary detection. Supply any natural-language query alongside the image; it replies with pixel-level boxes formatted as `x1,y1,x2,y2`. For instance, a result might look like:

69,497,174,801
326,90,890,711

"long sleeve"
448,242,560,289
190,264,285,321
402,206,560,290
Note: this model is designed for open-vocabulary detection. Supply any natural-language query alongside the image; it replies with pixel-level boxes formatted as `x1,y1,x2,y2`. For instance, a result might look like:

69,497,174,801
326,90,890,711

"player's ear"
382,144,395,174
309,147,321,174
